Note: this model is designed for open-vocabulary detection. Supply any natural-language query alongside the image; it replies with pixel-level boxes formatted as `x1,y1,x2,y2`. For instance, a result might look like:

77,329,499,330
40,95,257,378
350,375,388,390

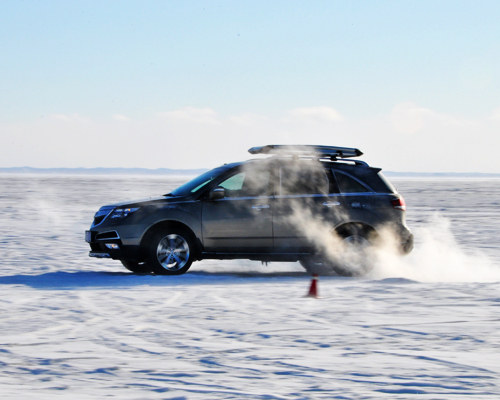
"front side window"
170,166,227,196
220,172,246,191
218,169,271,197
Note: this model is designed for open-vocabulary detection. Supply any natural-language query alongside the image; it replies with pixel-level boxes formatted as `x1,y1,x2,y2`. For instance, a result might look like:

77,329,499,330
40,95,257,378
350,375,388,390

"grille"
95,231,120,240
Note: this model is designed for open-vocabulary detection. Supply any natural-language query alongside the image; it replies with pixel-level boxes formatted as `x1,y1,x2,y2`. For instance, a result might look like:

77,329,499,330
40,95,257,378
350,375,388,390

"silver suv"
86,145,413,276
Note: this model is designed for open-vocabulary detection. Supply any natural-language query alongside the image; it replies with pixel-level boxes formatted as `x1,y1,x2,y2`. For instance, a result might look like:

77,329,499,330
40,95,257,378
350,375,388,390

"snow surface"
0,175,499,399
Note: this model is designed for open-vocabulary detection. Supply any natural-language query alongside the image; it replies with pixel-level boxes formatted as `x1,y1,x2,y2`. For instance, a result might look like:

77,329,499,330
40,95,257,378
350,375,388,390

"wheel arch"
334,222,377,240
140,220,202,259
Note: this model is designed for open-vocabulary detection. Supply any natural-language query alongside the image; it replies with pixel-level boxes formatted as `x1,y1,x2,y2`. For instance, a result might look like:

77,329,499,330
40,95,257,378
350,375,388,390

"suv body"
86,145,413,275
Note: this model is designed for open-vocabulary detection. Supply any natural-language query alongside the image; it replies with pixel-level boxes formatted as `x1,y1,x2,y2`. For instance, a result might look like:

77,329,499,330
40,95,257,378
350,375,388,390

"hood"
104,195,183,209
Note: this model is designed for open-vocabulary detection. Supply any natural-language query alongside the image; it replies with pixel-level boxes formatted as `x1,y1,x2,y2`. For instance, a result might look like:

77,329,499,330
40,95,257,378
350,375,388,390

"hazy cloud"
490,107,500,121
157,107,221,125
1,104,499,172
228,113,269,126
287,107,343,123
390,102,466,135
112,114,131,122
47,113,90,123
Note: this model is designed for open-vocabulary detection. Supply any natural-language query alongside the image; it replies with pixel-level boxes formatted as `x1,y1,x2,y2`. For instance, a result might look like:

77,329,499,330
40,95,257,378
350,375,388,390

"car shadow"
0,270,309,290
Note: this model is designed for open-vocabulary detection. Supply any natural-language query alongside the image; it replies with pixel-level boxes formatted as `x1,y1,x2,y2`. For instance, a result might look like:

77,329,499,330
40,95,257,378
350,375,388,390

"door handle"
322,201,341,207
252,204,270,210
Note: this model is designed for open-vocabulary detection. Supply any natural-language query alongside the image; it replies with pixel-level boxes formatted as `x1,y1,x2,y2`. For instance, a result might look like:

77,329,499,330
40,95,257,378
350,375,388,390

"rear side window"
334,171,371,193
280,163,330,195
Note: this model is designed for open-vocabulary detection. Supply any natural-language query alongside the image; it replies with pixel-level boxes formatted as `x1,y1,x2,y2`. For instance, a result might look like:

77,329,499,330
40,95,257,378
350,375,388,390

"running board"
201,251,310,262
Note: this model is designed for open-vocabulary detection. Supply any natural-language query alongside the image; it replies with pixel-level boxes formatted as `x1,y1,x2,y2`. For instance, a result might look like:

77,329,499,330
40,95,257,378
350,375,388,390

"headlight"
110,207,140,219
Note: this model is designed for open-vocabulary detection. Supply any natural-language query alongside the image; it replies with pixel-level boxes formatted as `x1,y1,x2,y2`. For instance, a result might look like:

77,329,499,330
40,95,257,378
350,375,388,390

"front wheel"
121,260,152,274
147,230,194,275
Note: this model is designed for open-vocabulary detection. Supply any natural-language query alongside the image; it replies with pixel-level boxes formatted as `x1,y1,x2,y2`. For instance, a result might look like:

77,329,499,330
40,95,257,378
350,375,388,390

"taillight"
391,196,406,211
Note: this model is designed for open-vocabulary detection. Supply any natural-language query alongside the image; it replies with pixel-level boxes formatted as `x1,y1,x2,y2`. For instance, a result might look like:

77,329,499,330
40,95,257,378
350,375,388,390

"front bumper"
86,230,142,261
89,251,112,258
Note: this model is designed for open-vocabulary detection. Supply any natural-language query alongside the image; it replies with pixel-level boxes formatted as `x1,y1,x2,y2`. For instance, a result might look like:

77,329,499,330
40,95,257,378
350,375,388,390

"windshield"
168,166,228,197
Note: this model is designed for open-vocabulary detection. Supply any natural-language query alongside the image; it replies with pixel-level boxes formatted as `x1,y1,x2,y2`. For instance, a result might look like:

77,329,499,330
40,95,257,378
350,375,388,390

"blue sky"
1,1,500,171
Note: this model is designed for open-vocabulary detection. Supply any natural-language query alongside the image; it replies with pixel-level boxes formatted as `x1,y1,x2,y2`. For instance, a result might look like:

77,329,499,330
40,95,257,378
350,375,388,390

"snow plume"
243,152,394,276
368,214,500,283
291,201,500,283
291,205,500,282
242,153,500,282
285,204,376,276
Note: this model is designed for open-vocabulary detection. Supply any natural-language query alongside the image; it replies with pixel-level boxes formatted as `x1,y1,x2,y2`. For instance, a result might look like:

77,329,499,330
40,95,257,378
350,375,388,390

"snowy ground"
1,175,499,399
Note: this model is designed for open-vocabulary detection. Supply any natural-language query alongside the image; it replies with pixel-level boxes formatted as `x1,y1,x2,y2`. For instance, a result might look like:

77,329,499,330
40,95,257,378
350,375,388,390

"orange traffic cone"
306,274,319,298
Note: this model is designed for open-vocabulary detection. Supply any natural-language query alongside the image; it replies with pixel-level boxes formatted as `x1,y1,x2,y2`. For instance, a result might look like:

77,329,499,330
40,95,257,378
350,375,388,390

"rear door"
332,169,387,226
273,161,345,251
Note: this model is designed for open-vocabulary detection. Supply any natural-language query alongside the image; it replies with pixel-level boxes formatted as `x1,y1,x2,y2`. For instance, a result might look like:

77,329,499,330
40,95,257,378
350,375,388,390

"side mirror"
209,187,225,201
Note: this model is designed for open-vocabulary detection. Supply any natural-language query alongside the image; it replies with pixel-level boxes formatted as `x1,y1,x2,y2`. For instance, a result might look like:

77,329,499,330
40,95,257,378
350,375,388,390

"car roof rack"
248,145,363,160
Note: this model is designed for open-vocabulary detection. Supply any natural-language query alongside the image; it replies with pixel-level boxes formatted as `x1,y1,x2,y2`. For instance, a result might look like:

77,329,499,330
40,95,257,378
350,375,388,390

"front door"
202,167,273,251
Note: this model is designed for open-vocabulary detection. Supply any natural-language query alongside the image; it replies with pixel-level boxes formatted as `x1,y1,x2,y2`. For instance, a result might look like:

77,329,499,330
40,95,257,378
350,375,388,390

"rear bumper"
400,232,414,254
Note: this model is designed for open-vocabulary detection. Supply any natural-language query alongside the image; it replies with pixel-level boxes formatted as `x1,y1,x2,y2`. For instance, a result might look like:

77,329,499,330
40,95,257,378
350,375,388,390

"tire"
147,229,194,275
300,226,375,277
300,256,339,276
120,260,152,274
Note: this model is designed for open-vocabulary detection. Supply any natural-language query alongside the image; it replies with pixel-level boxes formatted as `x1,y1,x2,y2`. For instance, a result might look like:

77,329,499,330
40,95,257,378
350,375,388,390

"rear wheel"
300,226,375,276
147,230,194,275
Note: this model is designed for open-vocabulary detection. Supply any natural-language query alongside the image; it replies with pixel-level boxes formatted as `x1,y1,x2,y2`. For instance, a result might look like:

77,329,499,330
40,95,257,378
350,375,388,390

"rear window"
334,171,371,193
376,172,397,193
332,167,396,194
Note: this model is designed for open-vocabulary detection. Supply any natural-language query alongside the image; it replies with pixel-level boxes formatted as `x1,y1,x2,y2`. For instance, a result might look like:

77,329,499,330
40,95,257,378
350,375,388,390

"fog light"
105,243,120,250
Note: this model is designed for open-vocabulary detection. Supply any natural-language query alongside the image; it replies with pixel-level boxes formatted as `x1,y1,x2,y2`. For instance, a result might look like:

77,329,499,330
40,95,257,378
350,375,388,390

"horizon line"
1,166,500,177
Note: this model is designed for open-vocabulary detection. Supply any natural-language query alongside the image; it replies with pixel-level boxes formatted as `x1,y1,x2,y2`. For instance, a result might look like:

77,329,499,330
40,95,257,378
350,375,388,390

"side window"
220,172,245,191
218,170,271,197
326,169,340,193
334,171,371,193
280,164,330,195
